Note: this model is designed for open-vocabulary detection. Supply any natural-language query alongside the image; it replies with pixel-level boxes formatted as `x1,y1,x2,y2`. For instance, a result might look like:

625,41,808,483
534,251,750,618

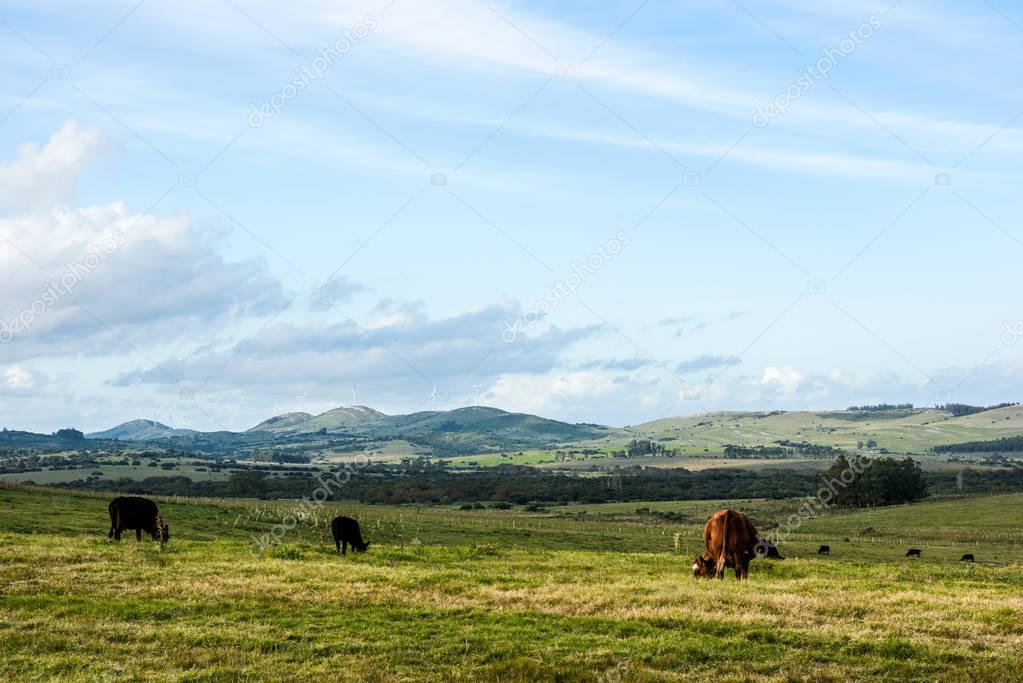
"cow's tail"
716,512,730,578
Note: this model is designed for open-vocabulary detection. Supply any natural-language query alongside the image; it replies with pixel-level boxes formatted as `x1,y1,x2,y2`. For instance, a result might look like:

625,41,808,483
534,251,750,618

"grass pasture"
1,486,1022,681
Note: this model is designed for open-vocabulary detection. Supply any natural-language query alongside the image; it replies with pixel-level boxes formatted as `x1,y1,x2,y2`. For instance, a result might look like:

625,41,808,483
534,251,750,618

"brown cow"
692,509,759,580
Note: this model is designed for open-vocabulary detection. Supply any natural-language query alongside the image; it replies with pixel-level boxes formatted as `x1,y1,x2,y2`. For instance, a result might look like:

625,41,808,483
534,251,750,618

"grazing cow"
818,545,831,555
756,538,784,560
961,554,975,563
108,497,168,542
906,548,922,558
332,516,370,555
693,509,760,580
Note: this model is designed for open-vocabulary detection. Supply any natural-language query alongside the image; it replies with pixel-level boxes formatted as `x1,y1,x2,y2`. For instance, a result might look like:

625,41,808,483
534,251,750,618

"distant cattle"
332,516,370,555
961,554,975,563
756,538,784,560
818,545,831,555
906,548,922,558
693,509,760,580
108,497,168,542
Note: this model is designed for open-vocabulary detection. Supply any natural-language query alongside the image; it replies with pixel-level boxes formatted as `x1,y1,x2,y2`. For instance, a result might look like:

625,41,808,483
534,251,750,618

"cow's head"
692,555,715,578
151,515,169,543
355,541,370,553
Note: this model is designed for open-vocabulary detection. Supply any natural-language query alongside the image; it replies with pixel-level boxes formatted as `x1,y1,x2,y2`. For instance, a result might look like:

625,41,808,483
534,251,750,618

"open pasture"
1,486,1022,681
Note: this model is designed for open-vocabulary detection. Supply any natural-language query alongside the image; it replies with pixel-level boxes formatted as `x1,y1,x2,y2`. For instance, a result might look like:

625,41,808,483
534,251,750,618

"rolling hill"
37,404,1023,459
249,406,387,433
82,406,613,456
246,412,314,432
86,419,198,441
632,405,1023,454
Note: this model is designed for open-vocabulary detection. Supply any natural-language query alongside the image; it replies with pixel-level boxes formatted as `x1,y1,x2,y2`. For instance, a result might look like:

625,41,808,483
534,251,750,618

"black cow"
818,545,830,555
961,554,975,563
906,548,922,558
108,497,168,542
755,538,784,560
332,516,369,555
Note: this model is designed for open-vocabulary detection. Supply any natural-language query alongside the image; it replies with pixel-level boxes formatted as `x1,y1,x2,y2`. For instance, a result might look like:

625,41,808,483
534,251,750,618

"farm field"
1,486,1022,680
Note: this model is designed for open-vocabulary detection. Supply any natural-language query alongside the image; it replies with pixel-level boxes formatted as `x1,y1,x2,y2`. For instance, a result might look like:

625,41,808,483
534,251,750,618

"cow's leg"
336,539,341,555
113,527,122,541
342,540,348,556
136,528,142,541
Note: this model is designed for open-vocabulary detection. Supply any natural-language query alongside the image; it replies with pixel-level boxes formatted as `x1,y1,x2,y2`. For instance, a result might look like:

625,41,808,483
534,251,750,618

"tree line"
38,454,968,508
935,402,1019,417
818,455,928,507
933,435,1023,453
847,403,914,412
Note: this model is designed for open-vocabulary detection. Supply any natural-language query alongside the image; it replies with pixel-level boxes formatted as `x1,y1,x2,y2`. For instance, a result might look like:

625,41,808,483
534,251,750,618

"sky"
1,0,1022,432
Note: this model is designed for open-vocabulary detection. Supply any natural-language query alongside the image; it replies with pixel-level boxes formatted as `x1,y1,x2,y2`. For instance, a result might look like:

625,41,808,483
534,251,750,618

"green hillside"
256,406,388,433
633,405,1023,454
87,419,199,441
246,412,314,432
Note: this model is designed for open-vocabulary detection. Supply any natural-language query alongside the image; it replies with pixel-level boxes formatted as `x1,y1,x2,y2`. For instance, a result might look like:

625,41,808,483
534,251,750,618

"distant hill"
80,405,612,456
31,403,1023,459
373,407,604,441
632,405,1023,454
1,428,104,450
256,406,387,434
86,419,198,441
246,412,314,432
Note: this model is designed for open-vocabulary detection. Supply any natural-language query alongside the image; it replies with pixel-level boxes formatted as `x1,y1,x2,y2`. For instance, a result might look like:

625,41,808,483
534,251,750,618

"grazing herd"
106,499,981,577
690,508,981,581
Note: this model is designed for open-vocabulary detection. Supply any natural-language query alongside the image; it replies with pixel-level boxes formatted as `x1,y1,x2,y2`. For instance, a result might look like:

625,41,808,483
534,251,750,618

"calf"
108,497,168,542
906,548,922,558
961,554,975,563
332,516,370,555
693,509,760,580
818,545,830,555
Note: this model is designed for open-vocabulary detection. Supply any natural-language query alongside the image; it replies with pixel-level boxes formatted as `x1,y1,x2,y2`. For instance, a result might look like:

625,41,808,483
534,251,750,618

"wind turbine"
430,385,443,412
352,384,358,407
296,392,307,412
472,384,483,408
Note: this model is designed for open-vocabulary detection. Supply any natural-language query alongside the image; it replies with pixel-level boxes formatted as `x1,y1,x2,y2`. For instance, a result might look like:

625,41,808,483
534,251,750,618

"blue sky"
1,0,1022,432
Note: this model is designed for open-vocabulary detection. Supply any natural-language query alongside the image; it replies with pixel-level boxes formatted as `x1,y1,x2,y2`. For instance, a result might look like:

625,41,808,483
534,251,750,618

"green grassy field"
1,486,1022,681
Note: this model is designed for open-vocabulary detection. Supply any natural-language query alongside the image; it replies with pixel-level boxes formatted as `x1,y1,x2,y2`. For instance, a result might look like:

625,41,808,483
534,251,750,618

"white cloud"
109,303,601,398
761,365,805,393
4,366,35,390
480,367,679,425
0,121,103,213
0,122,287,361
